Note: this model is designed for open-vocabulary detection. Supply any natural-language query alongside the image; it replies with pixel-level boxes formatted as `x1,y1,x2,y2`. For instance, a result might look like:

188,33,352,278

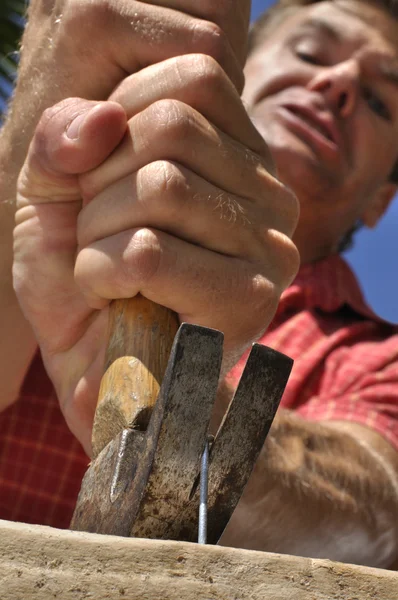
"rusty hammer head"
71,297,292,542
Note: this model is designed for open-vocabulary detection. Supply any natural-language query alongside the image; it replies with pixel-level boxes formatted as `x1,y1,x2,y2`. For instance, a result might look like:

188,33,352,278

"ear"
361,182,397,228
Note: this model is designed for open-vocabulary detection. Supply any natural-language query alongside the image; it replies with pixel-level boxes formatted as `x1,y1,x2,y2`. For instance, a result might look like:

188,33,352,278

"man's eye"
363,88,391,121
296,51,322,65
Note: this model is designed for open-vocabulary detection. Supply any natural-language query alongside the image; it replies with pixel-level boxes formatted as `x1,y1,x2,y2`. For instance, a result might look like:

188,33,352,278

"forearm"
0,130,37,410
1,1,59,162
0,6,52,408
219,407,398,568
0,2,78,409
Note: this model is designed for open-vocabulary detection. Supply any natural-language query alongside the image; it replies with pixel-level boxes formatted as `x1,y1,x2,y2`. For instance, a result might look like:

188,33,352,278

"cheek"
243,48,304,105
350,110,397,185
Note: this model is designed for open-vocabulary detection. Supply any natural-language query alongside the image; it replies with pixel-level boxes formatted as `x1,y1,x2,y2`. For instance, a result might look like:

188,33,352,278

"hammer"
71,296,292,543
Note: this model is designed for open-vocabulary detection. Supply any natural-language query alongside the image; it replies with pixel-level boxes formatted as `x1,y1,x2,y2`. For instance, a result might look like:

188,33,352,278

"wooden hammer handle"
91,295,179,459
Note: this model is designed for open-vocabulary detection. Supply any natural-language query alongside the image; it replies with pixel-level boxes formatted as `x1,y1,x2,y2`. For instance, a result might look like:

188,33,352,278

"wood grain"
92,296,179,458
1,519,397,599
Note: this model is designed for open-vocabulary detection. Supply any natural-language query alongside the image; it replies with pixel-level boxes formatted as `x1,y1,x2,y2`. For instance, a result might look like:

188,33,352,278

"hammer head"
71,324,292,542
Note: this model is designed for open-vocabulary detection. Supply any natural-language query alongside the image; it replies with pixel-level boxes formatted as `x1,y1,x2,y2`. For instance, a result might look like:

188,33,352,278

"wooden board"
0,519,397,599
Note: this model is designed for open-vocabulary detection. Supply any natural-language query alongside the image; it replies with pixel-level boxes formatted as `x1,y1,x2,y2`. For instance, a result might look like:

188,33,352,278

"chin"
265,136,333,203
271,145,321,198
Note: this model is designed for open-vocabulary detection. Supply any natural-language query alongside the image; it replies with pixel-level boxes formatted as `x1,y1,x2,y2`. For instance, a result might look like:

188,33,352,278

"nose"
307,60,360,118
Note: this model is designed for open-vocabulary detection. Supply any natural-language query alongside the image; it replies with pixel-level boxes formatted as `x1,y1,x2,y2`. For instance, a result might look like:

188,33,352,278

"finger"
143,0,251,67
97,1,244,91
14,99,127,355
109,54,267,157
74,227,298,352
77,161,297,260
17,98,127,208
80,99,279,207
56,313,109,458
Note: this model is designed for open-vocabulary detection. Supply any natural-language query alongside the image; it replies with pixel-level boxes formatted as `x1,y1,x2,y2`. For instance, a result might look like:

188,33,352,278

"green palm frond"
0,0,26,118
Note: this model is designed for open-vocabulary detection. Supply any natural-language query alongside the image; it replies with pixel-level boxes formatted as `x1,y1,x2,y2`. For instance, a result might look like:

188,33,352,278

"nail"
66,110,91,140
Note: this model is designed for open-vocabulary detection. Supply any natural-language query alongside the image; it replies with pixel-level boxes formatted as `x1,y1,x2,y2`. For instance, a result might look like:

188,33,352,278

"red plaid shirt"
1,254,398,528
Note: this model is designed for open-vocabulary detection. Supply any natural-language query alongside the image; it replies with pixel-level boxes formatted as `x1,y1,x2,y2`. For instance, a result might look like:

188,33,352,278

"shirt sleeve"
296,343,398,452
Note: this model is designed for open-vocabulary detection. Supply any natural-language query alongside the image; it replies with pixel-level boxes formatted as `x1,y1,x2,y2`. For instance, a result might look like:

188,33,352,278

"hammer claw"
71,296,293,544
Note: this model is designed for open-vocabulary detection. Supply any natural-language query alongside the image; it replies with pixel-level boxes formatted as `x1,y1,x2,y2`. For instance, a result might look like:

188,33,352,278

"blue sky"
251,0,398,323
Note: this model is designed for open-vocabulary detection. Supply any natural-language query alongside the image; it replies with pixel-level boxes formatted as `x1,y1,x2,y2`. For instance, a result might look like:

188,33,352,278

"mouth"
282,103,340,150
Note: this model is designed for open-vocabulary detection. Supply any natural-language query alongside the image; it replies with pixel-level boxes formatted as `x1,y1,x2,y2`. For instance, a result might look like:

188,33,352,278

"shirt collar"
276,254,383,321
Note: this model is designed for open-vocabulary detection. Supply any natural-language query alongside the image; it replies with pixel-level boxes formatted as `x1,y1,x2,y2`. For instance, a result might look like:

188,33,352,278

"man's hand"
0,0,252,411
12,0,251,145
5,0,253,189
14,55,299,455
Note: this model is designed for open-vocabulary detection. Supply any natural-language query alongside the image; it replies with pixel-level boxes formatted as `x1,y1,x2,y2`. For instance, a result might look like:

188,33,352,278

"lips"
282,103,340,148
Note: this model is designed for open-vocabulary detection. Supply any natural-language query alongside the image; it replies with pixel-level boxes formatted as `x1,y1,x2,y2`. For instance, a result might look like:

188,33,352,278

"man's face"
243,1,398,260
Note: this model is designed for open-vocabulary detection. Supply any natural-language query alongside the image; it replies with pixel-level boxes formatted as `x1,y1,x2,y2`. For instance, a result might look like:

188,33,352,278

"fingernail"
66,110,90,140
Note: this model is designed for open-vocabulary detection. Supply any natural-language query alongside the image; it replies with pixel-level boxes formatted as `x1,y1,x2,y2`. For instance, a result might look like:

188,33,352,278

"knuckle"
148,99,193,142
192,20,229,64
241,272,279,332
243,234,299,320
173,53,231,110
190,21,243,91
123,228,162,288
252,275,279,310
186,53,226,96
139,161,187,206
288,240,301,279
257,149,277,178
216,193,249,227
189,53,222,80
256,174,300,237
273,233,300,286
278,184,300,234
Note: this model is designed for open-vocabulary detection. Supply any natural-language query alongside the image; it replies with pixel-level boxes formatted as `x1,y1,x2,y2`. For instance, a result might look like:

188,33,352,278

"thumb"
17,98,127,206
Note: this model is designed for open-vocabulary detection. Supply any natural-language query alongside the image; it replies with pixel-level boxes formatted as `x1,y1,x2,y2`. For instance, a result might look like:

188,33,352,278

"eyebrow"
296,20,398,89
295,18,342,42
